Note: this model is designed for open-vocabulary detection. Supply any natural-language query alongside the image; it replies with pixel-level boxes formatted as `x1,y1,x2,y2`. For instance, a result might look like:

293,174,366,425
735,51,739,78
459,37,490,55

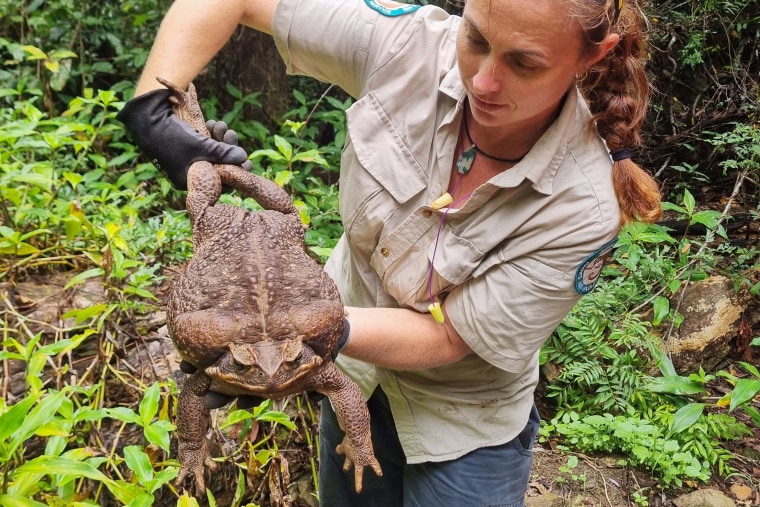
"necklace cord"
462,103,526,164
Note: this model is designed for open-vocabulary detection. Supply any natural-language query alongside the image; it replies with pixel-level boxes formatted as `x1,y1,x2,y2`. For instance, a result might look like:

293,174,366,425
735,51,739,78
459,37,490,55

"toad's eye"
232,360,246,372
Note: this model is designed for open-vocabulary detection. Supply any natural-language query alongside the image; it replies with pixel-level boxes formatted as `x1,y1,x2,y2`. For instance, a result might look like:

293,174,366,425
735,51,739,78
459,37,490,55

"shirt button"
381,247,390,257
423,209,433,218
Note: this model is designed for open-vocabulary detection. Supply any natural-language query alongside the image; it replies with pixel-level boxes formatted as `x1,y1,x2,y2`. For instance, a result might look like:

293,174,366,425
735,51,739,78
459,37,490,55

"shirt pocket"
341,92,428,254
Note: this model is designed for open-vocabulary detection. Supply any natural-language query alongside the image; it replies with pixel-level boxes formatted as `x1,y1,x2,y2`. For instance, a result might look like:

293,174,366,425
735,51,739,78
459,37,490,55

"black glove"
116,88,248,189
205,120,254,173
331,318,351,361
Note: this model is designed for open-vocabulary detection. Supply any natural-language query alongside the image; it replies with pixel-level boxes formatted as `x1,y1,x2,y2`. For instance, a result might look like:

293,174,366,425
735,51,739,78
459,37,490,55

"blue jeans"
318,388,539,507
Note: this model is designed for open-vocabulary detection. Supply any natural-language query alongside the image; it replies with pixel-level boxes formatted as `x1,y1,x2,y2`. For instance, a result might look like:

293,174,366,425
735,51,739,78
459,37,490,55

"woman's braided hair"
573,0,662,225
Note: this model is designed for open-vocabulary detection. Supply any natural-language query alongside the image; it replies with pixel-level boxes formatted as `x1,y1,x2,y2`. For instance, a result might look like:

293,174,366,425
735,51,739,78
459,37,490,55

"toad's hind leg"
216,164,296,215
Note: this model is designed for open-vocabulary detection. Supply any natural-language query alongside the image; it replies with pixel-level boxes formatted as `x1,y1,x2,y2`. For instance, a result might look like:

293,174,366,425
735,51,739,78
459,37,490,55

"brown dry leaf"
267,455,292,507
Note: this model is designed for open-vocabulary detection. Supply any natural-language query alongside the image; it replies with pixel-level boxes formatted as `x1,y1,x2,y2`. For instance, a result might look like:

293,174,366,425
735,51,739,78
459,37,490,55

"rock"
672,488,736,507
526,493,565,507
728,483,754,502
655,275,754,373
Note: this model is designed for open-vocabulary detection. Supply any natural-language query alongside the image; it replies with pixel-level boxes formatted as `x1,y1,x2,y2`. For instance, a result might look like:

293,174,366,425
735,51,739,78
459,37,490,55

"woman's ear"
578,33,620,74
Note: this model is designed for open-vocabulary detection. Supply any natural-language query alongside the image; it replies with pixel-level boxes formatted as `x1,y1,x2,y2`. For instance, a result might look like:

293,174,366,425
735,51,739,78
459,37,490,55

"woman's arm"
135,0,279,95
341,306,472,370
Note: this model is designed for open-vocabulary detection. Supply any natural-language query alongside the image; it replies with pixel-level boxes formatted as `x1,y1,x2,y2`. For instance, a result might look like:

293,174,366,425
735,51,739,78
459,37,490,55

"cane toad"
158,78,381,495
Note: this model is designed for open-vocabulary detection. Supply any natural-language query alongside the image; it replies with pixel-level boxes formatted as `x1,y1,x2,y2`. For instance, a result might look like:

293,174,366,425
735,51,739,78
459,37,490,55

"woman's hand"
116,89,248,189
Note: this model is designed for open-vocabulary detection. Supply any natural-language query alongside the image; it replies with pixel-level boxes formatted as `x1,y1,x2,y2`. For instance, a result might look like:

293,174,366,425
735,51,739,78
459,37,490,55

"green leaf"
274,170,294,187
14,456,108,482
0,395,40,442
740,361,760,379
22,45,47,60
151,467,179,493
250,148,285,161
728,379,760,412
139,383,160,424
123,445,154,485
144,422,173,452
661,201,687,215
0,494,48,507
10,391,67,453
646,376,706,395
14,457,141,504
652,296,670,326
670,403,704,434
256,410,296,429
62,303,111,323
274,135,293,159
127,493,154,507
105,406,142,425
63,268,105,290
682,189,696,214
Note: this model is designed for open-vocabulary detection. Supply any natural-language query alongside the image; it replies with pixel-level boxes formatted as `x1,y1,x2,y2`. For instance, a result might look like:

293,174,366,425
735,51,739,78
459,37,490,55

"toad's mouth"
204,343,324,396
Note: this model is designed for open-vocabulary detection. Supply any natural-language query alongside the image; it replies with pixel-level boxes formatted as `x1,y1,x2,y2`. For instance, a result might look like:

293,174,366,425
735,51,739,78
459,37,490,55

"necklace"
455,103,526,175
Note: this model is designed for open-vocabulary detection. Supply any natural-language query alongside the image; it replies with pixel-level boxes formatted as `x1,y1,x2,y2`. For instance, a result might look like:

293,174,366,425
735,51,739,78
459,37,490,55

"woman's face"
456,0,594,129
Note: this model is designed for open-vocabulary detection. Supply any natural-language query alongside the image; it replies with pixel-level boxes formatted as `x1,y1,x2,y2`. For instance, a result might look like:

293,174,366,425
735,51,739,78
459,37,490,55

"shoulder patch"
364,0,421,17
574,238,617,295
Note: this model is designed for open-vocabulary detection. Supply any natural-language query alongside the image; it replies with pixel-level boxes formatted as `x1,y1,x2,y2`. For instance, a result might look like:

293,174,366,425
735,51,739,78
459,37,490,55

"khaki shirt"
273,0,620,463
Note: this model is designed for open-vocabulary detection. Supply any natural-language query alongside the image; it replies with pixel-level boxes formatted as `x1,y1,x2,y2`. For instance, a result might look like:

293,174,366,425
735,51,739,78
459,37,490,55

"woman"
118,0,662,505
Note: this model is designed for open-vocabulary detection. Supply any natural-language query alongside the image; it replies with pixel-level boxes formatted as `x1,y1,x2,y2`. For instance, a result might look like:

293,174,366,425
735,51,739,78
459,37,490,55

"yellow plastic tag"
431,193,453,210
428,302,445,324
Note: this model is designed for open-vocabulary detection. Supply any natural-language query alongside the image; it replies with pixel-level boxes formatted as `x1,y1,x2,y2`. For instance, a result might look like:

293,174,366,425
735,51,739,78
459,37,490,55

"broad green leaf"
652,296,670,326
139,383,161,423
15,457,141,504
0,242,40,255
293,149,328,166
670,403,704,434
105,406,142,425
274,170,294,187
682,189,696,214
44,60,60,73
646,376,706,395
256,410,296,429
151,467,179,493
50,49,78,59
62,303,111,323
178,492,201,507
728,379,760,412
63,268,105,290
127,493,154,507
0,494,48,507
144,422,172,452
14,456,108,482
274,135,293,159
10,391,67,453
661,201,687,215
741,361,760,379
0,395,39,442
22,45,47,60
123,445,154,485
250,148,285,161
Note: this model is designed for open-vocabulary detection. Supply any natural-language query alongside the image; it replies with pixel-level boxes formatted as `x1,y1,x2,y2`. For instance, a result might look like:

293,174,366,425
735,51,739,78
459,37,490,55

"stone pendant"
455,145,476,174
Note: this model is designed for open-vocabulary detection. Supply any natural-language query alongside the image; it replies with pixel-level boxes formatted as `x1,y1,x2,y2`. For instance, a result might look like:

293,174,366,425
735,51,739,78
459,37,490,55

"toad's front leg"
311,363,382,493
175,371,218,497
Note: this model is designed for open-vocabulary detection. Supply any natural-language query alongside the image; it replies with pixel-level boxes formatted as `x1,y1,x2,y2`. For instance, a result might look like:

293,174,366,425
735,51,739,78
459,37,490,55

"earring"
575,70,589,81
